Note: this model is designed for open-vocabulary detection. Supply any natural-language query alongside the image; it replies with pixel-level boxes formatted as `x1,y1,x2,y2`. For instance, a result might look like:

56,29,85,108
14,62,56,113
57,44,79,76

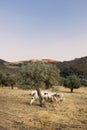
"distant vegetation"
55,56,87,86
0,56,87,92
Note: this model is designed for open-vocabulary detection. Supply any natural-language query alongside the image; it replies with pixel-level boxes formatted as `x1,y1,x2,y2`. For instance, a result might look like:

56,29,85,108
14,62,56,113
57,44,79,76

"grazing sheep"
30,90,48,105
52,93,64,102
31,90,48,99
30,90,64,105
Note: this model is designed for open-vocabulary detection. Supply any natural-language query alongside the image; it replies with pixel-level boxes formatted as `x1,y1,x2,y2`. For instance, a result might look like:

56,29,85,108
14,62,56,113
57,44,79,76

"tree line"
0,62,85,91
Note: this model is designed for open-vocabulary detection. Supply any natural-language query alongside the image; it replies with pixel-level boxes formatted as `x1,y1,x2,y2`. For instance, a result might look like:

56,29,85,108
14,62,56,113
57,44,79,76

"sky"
0,0,87,62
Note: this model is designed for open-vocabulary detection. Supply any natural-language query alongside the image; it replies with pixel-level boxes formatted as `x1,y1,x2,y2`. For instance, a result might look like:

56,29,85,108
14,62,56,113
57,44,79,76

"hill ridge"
0,56,87,75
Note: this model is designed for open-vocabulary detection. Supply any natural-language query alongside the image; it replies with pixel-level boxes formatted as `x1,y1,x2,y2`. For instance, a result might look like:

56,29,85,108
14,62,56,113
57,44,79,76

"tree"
19,62,60,106
7,74,16,89
1,74,16,89
64,75,81,93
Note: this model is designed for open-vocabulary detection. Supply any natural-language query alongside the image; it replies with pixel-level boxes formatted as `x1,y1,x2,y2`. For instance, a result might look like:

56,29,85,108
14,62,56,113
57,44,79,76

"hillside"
56,56,87,75
0,59,18,74
0,58,57,74
0,56,87,75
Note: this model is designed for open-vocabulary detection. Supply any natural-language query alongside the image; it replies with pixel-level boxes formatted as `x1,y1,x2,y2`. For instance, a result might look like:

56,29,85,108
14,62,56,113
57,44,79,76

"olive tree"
7,74,16,89
19,62,60,106
64,75,81,93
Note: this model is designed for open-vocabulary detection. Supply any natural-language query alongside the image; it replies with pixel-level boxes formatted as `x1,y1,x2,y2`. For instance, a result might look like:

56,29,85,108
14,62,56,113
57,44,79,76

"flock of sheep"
30,90,65,105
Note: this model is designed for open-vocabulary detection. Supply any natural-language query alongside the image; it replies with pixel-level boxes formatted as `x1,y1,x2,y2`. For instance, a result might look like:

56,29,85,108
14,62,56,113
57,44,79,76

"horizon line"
0,56,87,63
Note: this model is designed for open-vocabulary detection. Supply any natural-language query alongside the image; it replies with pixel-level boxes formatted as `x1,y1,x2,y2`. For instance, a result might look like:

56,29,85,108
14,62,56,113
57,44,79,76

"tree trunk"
70,88,73,93
36,88,44,107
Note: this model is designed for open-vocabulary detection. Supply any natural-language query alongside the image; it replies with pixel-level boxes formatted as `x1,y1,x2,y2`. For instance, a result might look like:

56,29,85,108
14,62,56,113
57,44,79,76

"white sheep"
52,93,64,102
30,90,48,105
30,90,64,105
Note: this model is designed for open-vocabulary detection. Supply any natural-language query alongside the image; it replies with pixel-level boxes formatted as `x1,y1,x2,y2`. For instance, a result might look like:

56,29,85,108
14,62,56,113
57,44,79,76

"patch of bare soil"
0,87,87,130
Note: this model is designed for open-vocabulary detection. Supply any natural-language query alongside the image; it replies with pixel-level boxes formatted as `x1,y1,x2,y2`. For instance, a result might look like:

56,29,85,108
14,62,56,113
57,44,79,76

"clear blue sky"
0,0,87,62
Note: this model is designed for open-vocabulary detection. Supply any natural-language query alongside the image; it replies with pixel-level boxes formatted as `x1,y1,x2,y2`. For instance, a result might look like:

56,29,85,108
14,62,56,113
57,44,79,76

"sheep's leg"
30,97,35,105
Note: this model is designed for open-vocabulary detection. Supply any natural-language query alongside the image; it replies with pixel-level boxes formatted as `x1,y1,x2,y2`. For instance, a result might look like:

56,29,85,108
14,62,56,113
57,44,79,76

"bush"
80,79,87,86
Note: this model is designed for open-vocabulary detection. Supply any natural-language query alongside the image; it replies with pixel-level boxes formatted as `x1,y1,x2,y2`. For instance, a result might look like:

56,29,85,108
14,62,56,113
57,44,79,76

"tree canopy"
64,75,81,92
19,62,60,89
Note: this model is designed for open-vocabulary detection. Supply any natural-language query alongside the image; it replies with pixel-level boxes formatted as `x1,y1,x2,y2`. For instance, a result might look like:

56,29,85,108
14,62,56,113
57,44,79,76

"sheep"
30,90,64,105
52,93,64,102
46,92,64,102
30,90,49,105
31,90,48,99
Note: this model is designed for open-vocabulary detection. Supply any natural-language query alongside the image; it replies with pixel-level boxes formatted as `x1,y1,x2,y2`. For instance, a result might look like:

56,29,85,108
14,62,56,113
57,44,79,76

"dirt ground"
0,86,87,130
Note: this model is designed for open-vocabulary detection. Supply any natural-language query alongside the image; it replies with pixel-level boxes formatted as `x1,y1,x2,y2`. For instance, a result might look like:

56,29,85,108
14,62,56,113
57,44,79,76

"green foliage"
59,77,66,86
0,72,16,88
60,67,79,78
18,62,60,89
79,74,87,86
64,75,81,92
6,75,16,87
80,79,87,86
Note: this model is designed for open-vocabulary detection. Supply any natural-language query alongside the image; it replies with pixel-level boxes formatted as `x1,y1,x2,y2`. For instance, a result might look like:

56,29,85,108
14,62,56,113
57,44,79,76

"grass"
0,86,87,130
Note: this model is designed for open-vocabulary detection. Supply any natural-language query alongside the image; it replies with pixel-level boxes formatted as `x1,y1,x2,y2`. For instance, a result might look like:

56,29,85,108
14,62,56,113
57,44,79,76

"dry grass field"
0,86,87,130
